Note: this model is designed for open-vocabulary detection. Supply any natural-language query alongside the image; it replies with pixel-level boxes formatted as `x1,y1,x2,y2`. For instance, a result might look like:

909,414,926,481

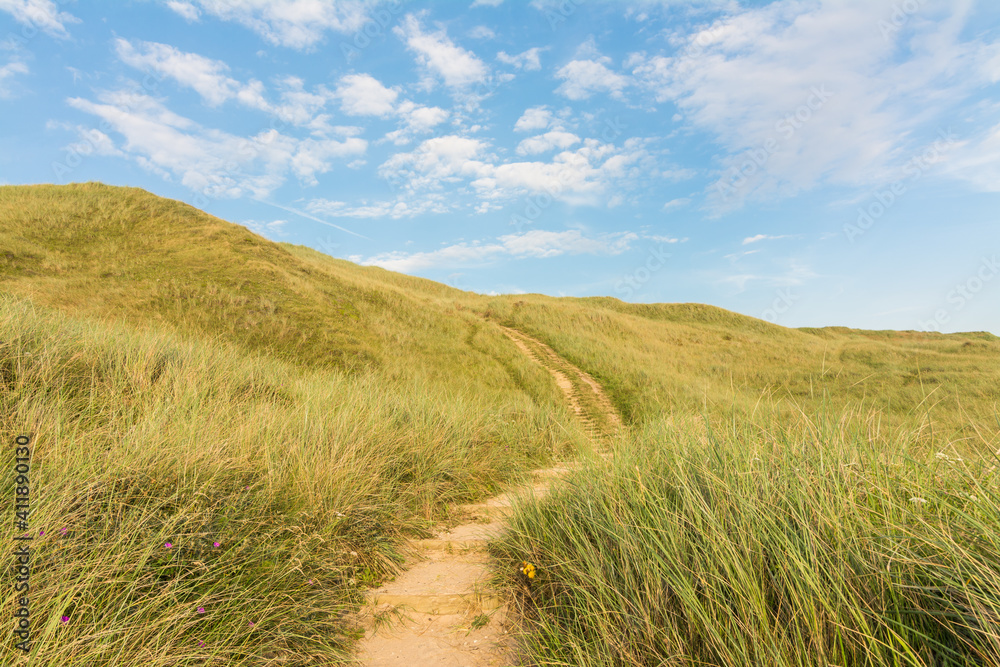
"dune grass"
480,296,1000,665
479,294,1000,441
493,411,1000,666
0,295,582,665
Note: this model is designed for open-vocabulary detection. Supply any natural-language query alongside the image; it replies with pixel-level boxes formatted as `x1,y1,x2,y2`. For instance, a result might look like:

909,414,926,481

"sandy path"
353,326,619,666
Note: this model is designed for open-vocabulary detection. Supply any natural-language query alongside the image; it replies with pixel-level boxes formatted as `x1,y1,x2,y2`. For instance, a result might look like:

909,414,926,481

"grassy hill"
2,182,998,666
479,295,999,440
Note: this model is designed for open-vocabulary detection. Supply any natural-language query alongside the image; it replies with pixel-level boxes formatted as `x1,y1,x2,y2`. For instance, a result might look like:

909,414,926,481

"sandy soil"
353,326,619,666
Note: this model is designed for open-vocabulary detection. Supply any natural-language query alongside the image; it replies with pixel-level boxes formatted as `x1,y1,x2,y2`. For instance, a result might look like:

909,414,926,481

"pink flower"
198,640,205,647
249,621,255,627
60,616,69,624
213,542,220,548
60,527,68,535
165,542,172,549
39,529,45,536
197,607,205,614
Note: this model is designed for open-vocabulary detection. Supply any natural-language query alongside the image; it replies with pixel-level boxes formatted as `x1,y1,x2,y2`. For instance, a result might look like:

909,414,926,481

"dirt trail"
354,326,620,666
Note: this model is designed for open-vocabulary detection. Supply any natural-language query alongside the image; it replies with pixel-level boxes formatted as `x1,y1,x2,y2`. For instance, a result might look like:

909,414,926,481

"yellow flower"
520,561,536,579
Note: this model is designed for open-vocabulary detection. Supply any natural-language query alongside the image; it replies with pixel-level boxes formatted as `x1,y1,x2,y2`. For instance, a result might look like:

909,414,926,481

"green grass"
477,295,1000,441
493,412,1000,666
3,182,999,666
0,295,581,665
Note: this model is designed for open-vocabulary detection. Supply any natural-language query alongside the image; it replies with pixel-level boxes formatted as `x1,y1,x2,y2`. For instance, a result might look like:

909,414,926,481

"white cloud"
165,1,200,21
661,197,690,211
381,133,649,206
0,0,78,38
513,105,553,132
516,130,580,155
307,195,448,219
941,121,1000,192
401,103,448,131
0,60,28,97
555,57,628,100
115,38,257,108
68,89,365,197
379,135,492,191
643,234,682,243
243,219,289,236
628,1,1000,209
335,73,397,116
471,0,503,6
384,100,450,144
394,14,489,90
742,234,793,245
67,127,123,157
501,229,636,257
468,25,495,39
361,228,637,272
115,40,334,127
269,76,331,126
164,0,372,49
497,47,542,71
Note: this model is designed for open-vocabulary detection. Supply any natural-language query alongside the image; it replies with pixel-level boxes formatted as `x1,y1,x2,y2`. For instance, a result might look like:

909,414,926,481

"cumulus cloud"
515,130,580,155
161,0,373,49
0,0,79,38
335,73,398,116
513,106,554,132
379,130,651,208
327,72,449,144
384,100,450,144
497,47,542,71
394,14,489,90
555,57,628,100
115,38,260,108
67,89,365,197
115,40,338,128
379,135,492,191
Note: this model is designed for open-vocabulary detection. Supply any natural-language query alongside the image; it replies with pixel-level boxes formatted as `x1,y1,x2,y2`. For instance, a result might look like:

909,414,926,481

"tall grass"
0,295,582,665
493,411,1000,666
479,295,1000,438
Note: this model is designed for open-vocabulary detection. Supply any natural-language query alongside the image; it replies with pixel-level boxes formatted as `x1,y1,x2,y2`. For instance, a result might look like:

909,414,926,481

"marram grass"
493,413,1000,666
0,295,581,665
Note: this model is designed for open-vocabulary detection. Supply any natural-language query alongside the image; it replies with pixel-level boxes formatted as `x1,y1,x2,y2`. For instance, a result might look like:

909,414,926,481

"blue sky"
2,0,999,334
